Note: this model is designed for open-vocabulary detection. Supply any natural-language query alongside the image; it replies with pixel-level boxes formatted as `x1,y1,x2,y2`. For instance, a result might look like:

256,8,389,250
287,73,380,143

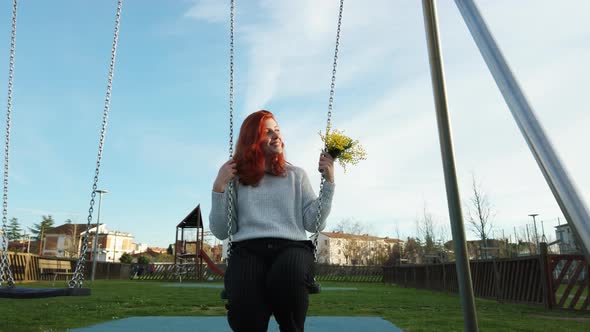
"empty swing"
0,0,123,299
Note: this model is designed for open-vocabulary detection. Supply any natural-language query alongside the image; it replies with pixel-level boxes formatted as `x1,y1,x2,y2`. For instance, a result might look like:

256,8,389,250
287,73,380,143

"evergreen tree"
137,255,150,265
119,252,133,264
7,217,22,240
29,215,55,240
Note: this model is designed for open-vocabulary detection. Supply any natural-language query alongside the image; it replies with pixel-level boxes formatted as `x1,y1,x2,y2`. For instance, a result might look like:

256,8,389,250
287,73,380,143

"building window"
324,240,328,245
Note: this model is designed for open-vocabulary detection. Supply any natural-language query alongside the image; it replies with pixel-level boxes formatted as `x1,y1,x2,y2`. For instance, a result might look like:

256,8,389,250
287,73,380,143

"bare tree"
438,223,450,248
416,204,436,255
371,243,390,265
393,222,403,262
64,223,80,258
332,218,365,235
318,245,330,264
342,238,362,265
466,175,494,251
403,237,422,264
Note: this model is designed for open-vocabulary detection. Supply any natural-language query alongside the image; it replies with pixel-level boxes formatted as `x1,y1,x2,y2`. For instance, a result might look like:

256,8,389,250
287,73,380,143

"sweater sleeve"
301,170,335,233
209,182,238,240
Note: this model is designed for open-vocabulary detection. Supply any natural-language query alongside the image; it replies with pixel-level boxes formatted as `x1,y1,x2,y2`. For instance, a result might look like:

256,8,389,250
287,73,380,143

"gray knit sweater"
209,165,335,242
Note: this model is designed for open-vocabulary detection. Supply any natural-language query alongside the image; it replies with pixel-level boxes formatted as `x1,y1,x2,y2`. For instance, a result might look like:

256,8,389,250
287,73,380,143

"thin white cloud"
184,0,227,23
234,0,419,113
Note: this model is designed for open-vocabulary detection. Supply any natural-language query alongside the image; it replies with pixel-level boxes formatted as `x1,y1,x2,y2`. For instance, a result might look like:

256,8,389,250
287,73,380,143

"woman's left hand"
318,151,335,183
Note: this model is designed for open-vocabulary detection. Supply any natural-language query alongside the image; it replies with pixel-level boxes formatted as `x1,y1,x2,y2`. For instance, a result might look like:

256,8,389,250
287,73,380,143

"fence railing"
3,252,40,281
383,256,544,304
316,264,382,282
1,252,130,282
383,244,589,311
548,254,589,310
131,262,225,281
129,262,383,283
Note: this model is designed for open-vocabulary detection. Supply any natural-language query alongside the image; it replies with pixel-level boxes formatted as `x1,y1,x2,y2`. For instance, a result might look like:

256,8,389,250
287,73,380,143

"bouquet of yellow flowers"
319,129,367,172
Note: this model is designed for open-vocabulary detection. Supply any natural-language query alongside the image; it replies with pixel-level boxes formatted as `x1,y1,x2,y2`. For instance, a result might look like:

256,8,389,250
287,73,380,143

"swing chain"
225,0,236,261
312,0,344,261
229,0,235,160
69,0,123,288
325,0,344,134
0,0,18,288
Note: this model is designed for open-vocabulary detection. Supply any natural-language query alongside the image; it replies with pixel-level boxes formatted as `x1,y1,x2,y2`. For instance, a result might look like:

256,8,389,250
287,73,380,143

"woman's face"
262,118,283,156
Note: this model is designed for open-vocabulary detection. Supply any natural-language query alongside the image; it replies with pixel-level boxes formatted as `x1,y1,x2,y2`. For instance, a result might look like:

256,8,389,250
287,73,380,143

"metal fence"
383,256,544,304
383,244,589,311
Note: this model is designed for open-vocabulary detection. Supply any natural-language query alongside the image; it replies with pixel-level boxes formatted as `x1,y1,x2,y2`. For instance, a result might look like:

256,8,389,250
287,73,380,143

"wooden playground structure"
174,205,224,282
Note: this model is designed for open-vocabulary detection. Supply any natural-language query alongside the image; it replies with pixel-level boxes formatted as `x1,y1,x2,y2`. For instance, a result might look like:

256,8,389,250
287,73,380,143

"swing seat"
0,286,91,299
308,281,321,294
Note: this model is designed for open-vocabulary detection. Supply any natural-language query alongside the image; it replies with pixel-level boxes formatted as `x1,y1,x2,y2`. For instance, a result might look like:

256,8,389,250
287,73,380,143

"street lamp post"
541,219,548,243
529,213,539,253
24,233,31,253
91,189,109,281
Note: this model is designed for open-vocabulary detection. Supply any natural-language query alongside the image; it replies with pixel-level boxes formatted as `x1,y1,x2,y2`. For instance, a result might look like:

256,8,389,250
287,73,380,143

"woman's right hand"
213,159,237,192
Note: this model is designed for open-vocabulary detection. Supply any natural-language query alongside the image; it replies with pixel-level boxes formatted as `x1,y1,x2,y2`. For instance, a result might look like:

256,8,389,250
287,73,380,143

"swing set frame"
1,1,589,331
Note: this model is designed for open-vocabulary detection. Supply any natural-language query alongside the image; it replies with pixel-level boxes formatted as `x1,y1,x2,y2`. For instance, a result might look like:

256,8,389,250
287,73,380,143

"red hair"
234,110,287,186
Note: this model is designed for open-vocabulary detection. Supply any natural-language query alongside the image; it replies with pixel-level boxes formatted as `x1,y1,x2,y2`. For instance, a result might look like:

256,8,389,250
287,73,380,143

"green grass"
1,281,589,332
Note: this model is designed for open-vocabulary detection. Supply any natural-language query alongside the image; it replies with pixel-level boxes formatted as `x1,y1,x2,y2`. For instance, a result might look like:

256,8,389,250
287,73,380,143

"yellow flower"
319,129,367,172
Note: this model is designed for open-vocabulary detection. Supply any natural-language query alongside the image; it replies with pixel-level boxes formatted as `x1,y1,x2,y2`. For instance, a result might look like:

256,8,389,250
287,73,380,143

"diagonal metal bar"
454,0,590,265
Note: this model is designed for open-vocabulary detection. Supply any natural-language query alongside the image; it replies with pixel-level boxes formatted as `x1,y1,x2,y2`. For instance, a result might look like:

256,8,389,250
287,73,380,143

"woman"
209,110,335,332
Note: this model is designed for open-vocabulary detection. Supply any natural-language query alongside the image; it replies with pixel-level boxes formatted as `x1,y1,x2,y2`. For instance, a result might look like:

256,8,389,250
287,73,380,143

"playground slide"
198,249,225,277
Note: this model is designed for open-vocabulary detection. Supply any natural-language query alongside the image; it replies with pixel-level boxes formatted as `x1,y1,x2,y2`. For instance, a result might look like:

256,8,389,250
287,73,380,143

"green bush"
137,254,150,265
119,252,133,264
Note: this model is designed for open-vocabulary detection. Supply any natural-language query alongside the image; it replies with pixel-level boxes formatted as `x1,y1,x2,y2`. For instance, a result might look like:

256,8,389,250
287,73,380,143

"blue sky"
1,0,589,248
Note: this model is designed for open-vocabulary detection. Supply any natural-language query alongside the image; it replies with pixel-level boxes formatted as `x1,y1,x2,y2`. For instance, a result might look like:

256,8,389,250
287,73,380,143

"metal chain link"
69,0,123,288
312,0,344,262
225,0,236,262
0,0,18,288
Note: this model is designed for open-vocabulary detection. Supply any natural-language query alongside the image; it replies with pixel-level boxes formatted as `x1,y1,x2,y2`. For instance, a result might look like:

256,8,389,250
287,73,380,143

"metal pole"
38,224,45,255
453,0,590,264
91,191,104,281
525,224,533,255
421,1,479,331
112,232,116,263
529,214,539,253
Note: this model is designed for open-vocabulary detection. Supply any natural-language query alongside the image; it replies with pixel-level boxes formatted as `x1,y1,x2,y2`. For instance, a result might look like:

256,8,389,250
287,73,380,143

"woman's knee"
267,247,314,292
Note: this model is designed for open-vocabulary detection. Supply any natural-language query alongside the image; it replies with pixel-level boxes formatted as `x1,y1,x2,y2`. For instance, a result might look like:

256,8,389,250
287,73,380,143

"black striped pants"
224,238,316,332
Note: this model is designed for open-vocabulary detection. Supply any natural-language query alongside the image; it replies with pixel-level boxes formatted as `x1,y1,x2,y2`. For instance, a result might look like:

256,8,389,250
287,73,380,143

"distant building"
7,239,35,253
42,223,135,262
42,223,91,258
134,247,168,258
132,242,148,254
219,233,404,265
316,232,404,265
555,224,579,254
